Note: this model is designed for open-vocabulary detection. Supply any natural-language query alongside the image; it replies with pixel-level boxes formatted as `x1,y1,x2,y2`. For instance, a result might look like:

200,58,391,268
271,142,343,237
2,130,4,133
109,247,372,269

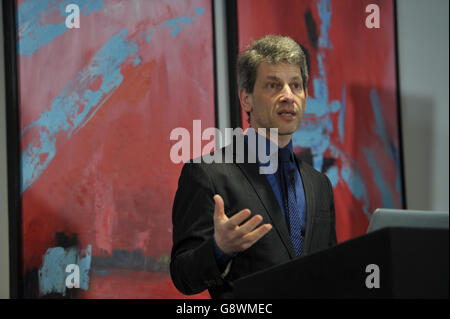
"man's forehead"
256,61,302,79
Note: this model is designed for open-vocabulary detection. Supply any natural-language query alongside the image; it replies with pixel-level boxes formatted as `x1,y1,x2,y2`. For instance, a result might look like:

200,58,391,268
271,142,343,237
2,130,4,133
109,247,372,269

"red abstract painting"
17,0,213,298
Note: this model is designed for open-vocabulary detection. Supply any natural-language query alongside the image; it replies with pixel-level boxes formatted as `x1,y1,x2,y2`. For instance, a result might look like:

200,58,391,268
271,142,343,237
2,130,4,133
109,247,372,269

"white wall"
0,1,10,299
397,0,449,211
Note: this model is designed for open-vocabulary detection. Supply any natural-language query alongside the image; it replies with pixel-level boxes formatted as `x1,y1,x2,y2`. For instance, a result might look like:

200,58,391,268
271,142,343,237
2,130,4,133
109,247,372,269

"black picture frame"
2,0,223,299
2,0,23,299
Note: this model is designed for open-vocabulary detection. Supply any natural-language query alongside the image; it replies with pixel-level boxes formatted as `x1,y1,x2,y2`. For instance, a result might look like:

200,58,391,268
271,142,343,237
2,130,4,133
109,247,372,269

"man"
170,35,337,298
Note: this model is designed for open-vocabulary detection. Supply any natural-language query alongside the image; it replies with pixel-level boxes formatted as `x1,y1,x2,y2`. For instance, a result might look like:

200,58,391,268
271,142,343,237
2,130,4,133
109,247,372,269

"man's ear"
239,89,253,113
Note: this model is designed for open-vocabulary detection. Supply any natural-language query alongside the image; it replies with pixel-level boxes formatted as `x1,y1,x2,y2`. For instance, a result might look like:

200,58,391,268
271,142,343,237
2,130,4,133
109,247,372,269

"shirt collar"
244,127,294,164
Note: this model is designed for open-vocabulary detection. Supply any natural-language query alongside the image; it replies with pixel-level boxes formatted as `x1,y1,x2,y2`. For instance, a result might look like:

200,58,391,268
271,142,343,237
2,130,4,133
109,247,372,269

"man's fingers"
242,223,273,246
226,209,251,230
213,194,226,221
237,214,263,234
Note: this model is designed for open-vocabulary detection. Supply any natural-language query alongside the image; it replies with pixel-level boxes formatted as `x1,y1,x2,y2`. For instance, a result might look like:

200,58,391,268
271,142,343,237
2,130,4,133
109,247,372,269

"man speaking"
170,35,337,298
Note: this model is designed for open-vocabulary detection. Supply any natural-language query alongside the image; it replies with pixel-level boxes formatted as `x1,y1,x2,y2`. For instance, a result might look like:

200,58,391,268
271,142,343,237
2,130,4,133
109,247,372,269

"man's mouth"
277,110,297,119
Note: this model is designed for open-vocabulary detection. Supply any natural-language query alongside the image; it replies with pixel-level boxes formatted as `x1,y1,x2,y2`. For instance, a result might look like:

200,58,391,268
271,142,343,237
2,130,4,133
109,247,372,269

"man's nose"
280,84,295,103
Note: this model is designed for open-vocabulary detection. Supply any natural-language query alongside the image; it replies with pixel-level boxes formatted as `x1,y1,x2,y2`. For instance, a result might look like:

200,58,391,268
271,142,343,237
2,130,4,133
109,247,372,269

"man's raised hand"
213,194,272,255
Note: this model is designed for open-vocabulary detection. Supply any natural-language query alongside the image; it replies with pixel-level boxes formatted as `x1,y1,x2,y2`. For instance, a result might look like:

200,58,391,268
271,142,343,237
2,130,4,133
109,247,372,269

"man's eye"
268,83,277,89
292,83,301,89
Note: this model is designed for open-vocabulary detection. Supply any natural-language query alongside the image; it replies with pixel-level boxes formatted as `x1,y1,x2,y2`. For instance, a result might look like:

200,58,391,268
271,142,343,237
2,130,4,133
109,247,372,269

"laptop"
367,208,449,233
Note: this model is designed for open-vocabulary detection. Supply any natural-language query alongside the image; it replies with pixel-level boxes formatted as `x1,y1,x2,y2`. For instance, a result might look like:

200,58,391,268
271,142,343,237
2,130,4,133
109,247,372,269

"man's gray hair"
237,35,309,94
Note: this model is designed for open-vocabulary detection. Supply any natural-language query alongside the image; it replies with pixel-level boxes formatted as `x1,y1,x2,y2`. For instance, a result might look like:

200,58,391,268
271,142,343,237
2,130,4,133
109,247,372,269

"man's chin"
252,123,300,136
278,127,299,136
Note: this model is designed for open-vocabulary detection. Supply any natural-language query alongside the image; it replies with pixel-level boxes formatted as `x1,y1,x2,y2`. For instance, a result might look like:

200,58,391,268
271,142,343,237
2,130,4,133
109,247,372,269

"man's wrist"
213,237,236,272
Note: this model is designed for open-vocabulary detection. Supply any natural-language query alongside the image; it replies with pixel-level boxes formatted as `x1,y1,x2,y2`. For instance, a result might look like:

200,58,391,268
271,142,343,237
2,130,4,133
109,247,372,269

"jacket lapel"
295,157,315,255
235,160,295,259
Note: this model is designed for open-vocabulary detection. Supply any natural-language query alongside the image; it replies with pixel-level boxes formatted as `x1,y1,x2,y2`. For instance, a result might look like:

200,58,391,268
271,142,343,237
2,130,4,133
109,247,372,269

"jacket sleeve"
169,162,225,295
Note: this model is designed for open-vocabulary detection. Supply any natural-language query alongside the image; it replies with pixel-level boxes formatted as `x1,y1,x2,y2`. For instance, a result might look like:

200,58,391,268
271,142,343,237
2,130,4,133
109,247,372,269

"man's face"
240,62,307,139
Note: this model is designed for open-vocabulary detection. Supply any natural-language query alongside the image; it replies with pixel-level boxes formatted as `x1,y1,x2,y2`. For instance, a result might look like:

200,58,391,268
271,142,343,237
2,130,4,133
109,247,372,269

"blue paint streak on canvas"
370,89,399,166
292,0,341,167
38,247,76,296
164,7,204,37
195,7,205,17
20,8,205,192
21,29,137,193
18,0,104,56
341,165,370,215
370,90,389,149
92,269,113,277
91,249,170,273
133,56,142,66
369,89,403,196
328,145,370,217
81,0,103,16
326,165,339,187
165,16,196,37
317,0,333,49
338,86,346,143
78,245,92,290
292,57,341,171
364,148,395,208
38,244,91,296
292,0,372,215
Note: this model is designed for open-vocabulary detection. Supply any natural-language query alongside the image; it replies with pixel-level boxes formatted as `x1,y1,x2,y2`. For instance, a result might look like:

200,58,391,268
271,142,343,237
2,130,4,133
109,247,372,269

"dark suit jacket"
170,138,337,298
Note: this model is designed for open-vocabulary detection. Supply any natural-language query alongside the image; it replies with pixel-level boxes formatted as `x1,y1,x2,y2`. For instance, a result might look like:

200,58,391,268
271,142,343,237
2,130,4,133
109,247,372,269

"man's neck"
276,135,292,148
252,128,292,148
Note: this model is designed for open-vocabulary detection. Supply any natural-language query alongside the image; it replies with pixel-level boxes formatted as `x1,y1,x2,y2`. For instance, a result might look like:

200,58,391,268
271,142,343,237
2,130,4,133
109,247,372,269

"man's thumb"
213,194,226,220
